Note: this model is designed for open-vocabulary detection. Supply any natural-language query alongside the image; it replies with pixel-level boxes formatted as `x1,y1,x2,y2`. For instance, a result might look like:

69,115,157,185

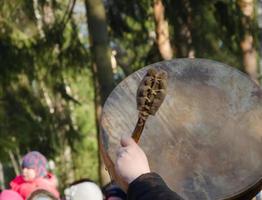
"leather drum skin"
100,59,262,200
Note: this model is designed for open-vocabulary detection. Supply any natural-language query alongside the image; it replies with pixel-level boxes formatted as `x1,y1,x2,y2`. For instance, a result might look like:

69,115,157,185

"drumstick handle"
132,117,146,143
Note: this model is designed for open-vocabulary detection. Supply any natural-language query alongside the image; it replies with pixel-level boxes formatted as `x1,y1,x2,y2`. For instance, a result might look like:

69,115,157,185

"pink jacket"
10,173,59,200
0,190,23,200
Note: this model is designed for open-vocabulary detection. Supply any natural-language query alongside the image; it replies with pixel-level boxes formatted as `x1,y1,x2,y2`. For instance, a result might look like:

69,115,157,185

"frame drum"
100,59,262,200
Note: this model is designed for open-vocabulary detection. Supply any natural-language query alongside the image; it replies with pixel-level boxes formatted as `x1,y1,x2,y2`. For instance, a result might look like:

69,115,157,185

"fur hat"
22,151,48,177
27,189,58,200
64,181,103,200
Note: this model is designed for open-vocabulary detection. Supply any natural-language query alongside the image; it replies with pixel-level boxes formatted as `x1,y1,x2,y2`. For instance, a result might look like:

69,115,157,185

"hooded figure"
21,151,48,178
10,151,59,200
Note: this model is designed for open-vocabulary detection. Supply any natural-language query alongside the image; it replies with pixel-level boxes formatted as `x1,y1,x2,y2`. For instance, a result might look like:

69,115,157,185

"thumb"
120,136,136,147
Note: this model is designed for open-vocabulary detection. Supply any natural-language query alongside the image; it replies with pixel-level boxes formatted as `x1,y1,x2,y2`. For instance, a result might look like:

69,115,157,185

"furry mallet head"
132,68,168,143
136,68,168,118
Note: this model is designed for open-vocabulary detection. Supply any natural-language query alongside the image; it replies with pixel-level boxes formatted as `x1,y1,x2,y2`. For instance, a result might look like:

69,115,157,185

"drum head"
100,59,262,200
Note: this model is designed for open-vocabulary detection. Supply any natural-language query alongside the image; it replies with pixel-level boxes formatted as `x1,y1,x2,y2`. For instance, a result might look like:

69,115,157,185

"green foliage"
106,0,257,75
106,0,158,73
0,0,260,191
0,0,98,190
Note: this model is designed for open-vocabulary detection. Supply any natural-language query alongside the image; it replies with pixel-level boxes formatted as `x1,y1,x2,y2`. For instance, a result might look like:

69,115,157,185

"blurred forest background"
0,0,261,192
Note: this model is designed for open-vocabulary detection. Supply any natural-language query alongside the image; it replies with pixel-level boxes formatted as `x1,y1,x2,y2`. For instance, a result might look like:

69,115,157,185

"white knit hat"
64,182,103,200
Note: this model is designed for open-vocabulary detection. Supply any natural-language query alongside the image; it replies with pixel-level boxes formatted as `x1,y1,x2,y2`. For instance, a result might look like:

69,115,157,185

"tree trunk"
176,0,195,58
0,162,5,189
85,0,114,185
90,61,111,186
238,0,258,83
33,0,45,38
153,0,174,60
43,0,55,28
62,145,75,185
85,0,114,103
259,0,262,85
238,5,260,200
8,150,20,176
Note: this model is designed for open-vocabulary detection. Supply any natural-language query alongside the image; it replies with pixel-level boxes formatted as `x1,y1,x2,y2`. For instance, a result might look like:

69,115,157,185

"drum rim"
221,177,262,200
101,58,262,199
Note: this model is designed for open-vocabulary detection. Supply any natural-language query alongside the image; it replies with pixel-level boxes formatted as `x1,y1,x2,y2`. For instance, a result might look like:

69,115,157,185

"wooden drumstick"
101,68,168,191
132,68,168,143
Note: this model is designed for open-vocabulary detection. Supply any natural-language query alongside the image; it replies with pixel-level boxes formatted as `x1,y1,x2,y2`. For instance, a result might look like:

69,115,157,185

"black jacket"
127,172,184,200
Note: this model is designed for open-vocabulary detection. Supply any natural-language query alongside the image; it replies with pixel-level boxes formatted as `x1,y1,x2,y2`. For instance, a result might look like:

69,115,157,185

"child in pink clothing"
0,190,23,200
10,151,60,200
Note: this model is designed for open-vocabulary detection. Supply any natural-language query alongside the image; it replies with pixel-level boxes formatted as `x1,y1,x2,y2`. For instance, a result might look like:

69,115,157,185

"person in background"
102,181,127,200
64,178,103,200
27,189,59,200
10,151,59,200
115,136,184,200
0,190,23,200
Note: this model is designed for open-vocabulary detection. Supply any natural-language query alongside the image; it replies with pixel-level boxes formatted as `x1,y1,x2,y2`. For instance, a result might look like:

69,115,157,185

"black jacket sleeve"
127,172,185,200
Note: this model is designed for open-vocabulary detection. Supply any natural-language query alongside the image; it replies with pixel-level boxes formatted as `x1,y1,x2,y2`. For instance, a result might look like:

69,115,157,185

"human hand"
115,136,150,184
